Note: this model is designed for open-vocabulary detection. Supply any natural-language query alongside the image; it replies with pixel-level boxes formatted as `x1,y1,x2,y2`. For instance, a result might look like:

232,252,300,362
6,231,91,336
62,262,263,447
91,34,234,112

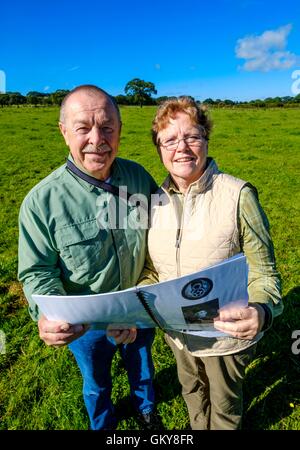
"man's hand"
213,304,265,340
38,315,89,347
106,324,137,344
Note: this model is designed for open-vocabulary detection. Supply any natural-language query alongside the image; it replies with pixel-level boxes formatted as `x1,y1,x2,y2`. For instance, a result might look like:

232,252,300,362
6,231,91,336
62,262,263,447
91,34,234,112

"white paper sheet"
33,253,248,337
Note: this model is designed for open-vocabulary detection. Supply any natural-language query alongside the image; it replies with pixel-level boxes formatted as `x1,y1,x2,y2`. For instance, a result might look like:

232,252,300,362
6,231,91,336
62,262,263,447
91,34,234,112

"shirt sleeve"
238,185,283,319
137,249,159,286
18,198,66,321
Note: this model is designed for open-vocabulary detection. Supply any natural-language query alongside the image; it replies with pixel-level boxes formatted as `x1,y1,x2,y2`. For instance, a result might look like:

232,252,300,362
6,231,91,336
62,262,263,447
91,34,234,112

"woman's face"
157,112,208,190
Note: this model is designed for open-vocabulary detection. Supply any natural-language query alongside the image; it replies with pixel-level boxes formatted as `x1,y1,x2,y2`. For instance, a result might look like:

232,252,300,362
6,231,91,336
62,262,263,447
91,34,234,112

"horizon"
1,88,298,103
1,0,300,101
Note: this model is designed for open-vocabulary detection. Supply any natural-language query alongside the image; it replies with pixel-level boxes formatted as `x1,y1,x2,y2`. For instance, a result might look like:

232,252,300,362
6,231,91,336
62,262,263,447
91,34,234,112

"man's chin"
86,161,112,180
85,152,110,162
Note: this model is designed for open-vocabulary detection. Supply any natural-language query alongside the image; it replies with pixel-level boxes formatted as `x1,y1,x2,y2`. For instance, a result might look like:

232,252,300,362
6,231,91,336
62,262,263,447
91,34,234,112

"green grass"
0,105,299,430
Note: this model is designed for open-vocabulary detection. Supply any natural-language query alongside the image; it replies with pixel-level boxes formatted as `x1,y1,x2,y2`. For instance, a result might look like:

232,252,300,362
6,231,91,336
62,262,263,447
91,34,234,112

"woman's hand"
213,304,266,340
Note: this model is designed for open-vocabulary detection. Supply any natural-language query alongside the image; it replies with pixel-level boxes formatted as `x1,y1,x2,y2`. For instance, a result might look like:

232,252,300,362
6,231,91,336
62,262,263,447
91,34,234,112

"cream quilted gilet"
148,159,262,356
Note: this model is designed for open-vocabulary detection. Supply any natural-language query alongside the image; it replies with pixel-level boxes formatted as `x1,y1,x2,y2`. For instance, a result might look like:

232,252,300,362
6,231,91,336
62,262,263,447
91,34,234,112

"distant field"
0,105,299,430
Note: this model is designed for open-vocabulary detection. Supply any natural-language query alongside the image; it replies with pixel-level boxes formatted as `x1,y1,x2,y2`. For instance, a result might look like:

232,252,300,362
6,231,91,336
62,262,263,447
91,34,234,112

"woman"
140,96,283,430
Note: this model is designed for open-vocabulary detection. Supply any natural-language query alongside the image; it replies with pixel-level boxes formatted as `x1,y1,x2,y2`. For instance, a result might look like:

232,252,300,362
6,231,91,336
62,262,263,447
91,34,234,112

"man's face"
59,91,121,180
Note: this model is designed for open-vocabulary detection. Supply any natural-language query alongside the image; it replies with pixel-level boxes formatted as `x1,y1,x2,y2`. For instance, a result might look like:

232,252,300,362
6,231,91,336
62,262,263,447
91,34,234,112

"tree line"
1,78,300,108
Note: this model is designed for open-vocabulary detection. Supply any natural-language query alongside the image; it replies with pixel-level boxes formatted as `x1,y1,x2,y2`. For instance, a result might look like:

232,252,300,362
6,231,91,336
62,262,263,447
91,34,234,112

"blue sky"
1,0,300,100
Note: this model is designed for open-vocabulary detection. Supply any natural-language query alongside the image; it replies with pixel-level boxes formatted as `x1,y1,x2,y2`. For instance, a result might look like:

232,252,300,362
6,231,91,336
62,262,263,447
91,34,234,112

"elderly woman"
139,96,283,430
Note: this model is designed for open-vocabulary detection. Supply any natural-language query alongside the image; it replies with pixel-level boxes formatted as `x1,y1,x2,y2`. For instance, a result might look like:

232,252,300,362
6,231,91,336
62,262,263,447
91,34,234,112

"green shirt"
18,155,158,320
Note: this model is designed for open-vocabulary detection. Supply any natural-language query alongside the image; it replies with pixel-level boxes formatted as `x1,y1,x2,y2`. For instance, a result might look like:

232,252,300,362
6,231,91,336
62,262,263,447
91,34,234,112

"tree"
293,94,300,103
7,92,26,106
27,94,40,106
26,91,47,106
0,94,9,107
50,89,70,106
114,94,130,105
124,78,157,107
27,91,45,97
203,98,215,105
156,96,170,104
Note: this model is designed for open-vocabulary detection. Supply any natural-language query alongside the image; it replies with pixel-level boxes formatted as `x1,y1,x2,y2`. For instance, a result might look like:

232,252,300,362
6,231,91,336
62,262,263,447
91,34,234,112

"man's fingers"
129,327,137,342
41,319,85,333
106,324,137,344
122,328,137,344
40,324,84,338
41,332,73,346
38,316,74,334
41,328,88,347
38,316,90,347
114,329,130,344
107,329,122,338
109,327,137,344
56,325,89,345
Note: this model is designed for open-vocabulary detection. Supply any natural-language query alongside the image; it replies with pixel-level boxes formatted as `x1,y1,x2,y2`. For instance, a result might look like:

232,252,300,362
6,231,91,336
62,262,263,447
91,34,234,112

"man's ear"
59,121,69,146
117,121,122,146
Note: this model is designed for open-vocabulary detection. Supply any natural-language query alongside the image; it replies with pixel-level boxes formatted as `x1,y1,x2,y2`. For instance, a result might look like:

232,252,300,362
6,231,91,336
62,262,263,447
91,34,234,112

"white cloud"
43,86,50,92
154,63,161,70
69,66,80,71
235,24,299,71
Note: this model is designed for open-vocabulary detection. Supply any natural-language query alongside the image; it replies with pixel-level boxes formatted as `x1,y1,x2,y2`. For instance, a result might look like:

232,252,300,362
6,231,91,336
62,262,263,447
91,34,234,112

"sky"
1,0,300,101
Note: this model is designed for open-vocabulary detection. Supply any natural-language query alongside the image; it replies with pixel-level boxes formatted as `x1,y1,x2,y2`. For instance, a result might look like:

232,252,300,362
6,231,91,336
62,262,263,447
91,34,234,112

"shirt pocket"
55,219,106,272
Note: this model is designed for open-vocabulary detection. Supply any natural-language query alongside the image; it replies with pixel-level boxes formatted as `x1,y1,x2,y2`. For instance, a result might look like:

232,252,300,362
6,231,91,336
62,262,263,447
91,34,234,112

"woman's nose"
176,137,188,151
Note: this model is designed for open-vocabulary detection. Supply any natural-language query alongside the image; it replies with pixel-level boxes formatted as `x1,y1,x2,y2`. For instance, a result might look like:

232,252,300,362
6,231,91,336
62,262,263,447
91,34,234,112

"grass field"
0,105,299,430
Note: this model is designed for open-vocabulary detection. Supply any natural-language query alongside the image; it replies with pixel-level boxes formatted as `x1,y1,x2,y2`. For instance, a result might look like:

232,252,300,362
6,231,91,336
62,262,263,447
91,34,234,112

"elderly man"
18,85,158,430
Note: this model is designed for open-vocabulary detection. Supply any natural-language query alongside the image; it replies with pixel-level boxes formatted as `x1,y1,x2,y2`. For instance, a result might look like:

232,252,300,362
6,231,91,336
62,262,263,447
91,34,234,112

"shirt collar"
66,153,119,192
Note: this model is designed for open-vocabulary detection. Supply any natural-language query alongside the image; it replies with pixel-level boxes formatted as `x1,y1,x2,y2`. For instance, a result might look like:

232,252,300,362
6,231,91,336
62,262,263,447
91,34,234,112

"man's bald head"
59,85,121,125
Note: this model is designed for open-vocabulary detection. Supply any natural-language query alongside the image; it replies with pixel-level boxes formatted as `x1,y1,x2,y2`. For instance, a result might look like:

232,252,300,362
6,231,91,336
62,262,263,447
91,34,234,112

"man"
18,85,158,430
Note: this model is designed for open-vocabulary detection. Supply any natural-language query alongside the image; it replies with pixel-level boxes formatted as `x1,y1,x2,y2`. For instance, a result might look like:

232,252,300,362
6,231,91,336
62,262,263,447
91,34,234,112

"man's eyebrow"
73,119,91,126
101,118,115,125
73,117,114,125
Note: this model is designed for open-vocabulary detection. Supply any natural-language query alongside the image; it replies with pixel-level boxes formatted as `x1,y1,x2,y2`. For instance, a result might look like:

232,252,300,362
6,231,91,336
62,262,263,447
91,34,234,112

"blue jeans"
68,327,155,430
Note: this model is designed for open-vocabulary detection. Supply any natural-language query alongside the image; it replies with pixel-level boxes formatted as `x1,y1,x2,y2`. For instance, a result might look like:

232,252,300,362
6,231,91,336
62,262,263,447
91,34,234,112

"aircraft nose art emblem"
182,278,213,300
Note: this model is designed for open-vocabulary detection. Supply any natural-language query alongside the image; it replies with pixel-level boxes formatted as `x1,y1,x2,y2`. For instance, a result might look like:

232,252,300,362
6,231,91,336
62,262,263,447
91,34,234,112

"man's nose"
89,126,105,146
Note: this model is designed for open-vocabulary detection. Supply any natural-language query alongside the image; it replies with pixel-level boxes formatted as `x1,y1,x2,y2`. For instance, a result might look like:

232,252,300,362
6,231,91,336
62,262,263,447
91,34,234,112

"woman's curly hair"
151,96,212,147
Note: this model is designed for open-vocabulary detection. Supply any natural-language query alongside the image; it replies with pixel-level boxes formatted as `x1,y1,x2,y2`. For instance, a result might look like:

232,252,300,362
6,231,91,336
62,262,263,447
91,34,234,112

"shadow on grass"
243,286,300,429
154,363,182,399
